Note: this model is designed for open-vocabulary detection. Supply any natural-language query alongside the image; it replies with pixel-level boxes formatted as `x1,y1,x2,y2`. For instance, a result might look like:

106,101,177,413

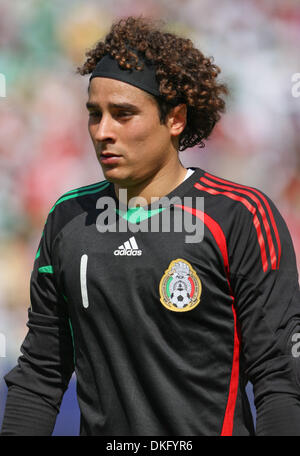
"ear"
167,104,187,137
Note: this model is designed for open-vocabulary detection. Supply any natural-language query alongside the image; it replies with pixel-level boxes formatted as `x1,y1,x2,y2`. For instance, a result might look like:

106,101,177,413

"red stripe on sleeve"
200,176,277,270
204,172,281,268
175,204,240,436
194,182,269,272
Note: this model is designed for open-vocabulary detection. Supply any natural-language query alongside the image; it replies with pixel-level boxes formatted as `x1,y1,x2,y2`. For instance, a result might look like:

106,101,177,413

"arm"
1,386,58,436
229,195,300,435
0,212,75,436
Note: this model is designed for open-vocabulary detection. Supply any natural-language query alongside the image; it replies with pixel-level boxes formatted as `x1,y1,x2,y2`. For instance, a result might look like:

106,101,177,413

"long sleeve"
0,385,58,436
1,211,75,435
228,194,300,435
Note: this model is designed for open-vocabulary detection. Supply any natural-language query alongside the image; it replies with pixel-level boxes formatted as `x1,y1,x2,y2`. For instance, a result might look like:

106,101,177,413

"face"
87,77,181,186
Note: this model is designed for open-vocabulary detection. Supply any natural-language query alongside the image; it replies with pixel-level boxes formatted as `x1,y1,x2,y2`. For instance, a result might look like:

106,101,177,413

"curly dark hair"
77,16,228,151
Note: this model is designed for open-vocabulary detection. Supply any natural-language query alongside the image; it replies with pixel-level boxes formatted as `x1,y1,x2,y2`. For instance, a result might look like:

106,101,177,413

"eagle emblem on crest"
159,259,202,312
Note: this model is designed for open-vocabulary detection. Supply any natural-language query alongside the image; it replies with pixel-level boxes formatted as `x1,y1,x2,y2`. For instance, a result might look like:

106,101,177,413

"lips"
101,152,120,157
99,151,122,164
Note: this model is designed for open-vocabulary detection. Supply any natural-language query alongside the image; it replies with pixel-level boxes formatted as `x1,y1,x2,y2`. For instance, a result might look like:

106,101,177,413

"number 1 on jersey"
80,254,89,308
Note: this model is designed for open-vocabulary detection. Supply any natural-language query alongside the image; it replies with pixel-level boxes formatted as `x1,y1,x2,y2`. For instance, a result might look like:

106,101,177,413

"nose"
93,114,116,143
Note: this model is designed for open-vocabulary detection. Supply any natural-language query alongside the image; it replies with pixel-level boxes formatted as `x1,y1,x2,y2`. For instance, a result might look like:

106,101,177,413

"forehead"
88,77,155,106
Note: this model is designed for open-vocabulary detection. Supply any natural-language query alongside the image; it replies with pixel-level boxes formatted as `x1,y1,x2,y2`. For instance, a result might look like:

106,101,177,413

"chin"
101,165,131,185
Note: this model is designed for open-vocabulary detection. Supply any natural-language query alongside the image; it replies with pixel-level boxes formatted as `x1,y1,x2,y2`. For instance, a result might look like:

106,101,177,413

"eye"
115,111,133,119
88,111,101,119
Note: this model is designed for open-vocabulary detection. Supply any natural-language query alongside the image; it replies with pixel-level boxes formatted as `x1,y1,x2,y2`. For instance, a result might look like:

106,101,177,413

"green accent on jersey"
62,180,109,196
166,276,173,298
68,318,76,365
38,265,54,274
35,247,41,260
116,206,166,224
35,231,44,260
49,182,110,214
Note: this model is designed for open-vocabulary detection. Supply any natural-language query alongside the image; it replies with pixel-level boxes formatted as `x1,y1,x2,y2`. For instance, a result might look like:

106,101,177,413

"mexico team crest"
159,259,202,312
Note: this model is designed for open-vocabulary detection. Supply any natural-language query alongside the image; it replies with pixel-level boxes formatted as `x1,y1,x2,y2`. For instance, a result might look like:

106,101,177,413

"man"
1,16,300,436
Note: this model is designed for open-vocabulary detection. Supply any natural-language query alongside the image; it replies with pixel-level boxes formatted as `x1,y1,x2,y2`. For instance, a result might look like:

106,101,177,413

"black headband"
89,53,161,97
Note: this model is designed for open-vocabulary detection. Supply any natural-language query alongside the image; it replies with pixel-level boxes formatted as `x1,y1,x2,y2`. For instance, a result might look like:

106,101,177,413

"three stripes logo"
114,236,142,256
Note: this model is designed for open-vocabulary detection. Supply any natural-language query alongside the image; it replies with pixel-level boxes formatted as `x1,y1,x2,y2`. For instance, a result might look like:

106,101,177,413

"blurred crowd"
0,0,299,410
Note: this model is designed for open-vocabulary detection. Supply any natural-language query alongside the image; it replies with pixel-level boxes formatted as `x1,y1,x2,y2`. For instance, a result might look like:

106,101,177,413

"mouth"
99,152,122,165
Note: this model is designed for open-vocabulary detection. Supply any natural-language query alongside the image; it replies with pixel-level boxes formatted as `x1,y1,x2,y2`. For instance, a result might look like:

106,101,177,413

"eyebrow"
85,101,139,111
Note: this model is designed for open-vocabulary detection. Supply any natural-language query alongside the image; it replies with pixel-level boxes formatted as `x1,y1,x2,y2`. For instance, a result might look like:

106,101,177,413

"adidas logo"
113,236,142,256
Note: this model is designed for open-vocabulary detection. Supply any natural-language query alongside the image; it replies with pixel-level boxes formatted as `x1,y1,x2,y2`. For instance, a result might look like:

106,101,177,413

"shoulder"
43,179,112,242
194,170,287,269
49,179,111,214
194,169,273,215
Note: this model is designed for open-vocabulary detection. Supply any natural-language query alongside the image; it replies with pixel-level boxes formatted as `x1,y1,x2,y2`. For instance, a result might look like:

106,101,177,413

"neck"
114,160,187,206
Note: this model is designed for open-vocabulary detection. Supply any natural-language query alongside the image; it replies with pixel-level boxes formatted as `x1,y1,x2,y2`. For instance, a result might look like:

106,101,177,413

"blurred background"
0,0,299,435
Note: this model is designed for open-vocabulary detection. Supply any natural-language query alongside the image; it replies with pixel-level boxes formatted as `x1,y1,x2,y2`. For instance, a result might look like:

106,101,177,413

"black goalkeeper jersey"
3,167,300,436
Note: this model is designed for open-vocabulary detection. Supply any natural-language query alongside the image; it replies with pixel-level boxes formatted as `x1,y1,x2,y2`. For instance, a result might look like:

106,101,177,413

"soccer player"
1,16,300,436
